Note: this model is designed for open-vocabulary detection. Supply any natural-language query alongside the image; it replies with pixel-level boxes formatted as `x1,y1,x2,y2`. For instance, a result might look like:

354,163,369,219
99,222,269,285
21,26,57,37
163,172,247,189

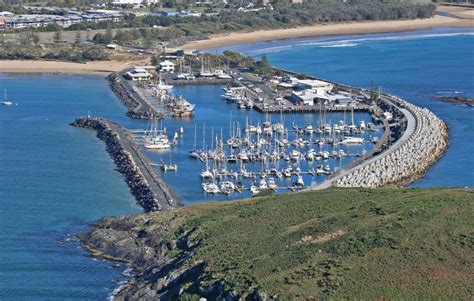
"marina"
127,84,383,201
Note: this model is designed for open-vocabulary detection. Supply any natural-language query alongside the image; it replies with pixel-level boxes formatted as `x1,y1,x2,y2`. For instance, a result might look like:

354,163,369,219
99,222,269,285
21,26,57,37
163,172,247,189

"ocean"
0,27,473,299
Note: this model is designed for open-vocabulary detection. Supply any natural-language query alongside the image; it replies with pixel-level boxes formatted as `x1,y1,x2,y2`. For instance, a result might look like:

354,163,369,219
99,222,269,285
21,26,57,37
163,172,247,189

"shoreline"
0,59,147,75
182,6,473,50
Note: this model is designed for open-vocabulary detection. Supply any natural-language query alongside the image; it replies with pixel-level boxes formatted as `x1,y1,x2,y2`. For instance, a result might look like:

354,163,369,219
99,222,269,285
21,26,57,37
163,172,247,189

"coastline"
182,6,473,51
0,59,147,75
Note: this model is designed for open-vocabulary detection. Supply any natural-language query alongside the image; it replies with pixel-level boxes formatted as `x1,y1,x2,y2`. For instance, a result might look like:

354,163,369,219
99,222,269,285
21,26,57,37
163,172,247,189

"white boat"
267,178,278,190
200,169,214,179
220,181,236,194
250,185,260,196
340,136,364,144
155,76,173,91
295,175,305,187
291,149,301,161
259,178,268,190
2,89,14,106
306,149,316,161
305,124,313,134
283,168,292,178
144,117,171,149
202,182,220,194
360,121,367,131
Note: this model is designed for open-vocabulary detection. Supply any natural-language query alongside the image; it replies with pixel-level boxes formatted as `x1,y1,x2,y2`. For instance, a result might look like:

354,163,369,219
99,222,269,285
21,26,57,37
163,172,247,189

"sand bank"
0,59,147,75
182,6,474,51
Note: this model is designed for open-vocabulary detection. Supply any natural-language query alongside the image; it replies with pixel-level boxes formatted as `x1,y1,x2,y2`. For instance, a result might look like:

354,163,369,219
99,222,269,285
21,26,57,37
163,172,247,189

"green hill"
81,188,473,300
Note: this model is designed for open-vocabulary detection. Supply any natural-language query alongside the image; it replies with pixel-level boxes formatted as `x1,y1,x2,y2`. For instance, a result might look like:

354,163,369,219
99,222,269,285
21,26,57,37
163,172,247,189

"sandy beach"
182,5,474,50
0,59,147,75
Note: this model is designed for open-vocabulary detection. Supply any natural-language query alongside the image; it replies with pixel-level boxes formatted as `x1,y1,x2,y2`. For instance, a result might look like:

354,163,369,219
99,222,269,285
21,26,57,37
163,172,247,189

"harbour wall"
106,73,161,120
71,117,180,211
320,94,448,188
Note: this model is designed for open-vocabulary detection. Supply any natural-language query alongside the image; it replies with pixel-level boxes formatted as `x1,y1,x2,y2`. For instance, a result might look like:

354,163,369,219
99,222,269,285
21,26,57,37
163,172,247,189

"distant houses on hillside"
0,10,123,30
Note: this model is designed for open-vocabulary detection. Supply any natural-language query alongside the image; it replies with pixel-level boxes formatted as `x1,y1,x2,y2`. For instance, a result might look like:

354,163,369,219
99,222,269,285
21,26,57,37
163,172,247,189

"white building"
294,79,334,93
124,68,151,81
159,60,175,72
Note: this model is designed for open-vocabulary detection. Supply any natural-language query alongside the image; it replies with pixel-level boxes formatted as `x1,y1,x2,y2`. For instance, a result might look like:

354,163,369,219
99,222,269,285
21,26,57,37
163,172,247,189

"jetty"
106,73,162,119
71,117,180,211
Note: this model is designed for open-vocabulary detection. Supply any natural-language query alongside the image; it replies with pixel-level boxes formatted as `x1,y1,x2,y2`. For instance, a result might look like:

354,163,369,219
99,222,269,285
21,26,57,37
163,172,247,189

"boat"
155,75,173,91
305,149,316,161
340,136,364,144
258,178,268,190
250,185,260,196
202,182,220,194
360,120,367,131
291,149,301,161
267,178,278,190
2,89,14,106
294,175,305,187
305,124,313,134
144,118,172,149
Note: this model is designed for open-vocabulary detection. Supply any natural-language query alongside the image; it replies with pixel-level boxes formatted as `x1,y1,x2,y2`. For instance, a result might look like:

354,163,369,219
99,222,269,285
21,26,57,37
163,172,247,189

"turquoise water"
222,28,474,187
0,28,473,299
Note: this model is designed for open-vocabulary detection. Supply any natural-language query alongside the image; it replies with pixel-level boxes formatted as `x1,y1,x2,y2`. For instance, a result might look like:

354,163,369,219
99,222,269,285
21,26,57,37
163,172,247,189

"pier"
71,117,180,211
107,73,162,119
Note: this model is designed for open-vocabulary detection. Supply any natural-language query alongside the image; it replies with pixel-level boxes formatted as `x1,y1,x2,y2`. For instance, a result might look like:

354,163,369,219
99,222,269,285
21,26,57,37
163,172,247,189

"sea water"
0,28,473,300
220,27,474,187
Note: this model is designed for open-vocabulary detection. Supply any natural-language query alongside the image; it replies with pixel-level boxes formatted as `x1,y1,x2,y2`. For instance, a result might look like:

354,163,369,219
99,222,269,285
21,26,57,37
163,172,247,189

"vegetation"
90,0,436,46
0,42,109,61
88,188,474,299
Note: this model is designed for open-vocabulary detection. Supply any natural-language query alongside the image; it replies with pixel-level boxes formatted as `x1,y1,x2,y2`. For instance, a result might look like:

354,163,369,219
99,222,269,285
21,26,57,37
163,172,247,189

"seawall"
106,73,161,120
71,117,180,211
322,95,449,188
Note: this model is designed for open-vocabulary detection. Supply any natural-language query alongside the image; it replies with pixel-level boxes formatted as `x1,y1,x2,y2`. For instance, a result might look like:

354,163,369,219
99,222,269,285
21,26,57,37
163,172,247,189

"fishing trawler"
170,96,195,118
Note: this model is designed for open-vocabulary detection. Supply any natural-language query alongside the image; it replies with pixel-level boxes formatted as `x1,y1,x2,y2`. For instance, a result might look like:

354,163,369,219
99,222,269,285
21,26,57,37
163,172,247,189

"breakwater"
106,73,161,119
71,117,180,211
324,95,449,188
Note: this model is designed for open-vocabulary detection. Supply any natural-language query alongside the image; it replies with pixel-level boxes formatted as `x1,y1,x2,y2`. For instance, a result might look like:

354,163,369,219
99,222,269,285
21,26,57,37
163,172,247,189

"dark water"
0,28,472,299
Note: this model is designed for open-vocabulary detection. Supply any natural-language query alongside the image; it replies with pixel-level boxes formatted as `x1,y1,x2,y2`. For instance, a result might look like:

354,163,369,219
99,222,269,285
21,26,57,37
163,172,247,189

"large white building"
159,60,175,72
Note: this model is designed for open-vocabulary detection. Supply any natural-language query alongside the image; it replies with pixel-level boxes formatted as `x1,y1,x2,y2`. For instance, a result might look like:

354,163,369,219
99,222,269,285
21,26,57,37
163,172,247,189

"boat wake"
319,42,358,48
436,91,464,94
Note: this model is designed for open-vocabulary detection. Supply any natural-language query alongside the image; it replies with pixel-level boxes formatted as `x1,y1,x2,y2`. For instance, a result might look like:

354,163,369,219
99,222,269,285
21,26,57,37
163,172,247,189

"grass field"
86,188,474,299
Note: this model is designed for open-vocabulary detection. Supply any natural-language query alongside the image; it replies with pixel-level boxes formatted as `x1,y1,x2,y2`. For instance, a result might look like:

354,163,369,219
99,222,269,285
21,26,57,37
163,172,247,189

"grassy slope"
113,188,474,299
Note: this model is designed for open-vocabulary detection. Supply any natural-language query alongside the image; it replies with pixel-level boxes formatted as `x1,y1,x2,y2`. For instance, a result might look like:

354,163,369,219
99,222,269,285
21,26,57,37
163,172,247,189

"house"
159,60,175,72
124,68,151,81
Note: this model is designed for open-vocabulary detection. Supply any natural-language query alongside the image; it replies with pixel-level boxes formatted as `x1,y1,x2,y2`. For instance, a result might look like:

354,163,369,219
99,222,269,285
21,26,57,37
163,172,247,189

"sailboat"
160,153,177,172
2,89,14,106
144,117,171,149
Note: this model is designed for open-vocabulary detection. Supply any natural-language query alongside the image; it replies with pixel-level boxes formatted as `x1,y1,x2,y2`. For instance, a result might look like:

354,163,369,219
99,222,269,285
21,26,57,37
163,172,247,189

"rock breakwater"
106,73,161,120
334,95,449,188
71,117,179,211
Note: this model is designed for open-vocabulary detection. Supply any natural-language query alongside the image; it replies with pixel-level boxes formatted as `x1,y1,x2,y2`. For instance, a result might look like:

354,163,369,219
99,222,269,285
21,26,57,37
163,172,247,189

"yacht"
305,124,313,134
295,175,305,187
340,136,364,144
250,185,260,196
258,178,268,190
267,178,278,190
2,89,14,106
291,149,301,161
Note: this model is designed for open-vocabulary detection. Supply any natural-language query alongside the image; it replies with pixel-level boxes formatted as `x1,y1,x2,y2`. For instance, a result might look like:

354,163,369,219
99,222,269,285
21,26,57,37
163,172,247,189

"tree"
105,26,113,44
53,30,62,43
259,54,272,74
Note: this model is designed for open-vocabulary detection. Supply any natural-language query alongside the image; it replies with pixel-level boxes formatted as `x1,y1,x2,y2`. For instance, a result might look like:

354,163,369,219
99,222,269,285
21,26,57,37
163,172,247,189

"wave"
297,32,474,48
436,91,464,94
320,42,358,48
107,280,129,301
